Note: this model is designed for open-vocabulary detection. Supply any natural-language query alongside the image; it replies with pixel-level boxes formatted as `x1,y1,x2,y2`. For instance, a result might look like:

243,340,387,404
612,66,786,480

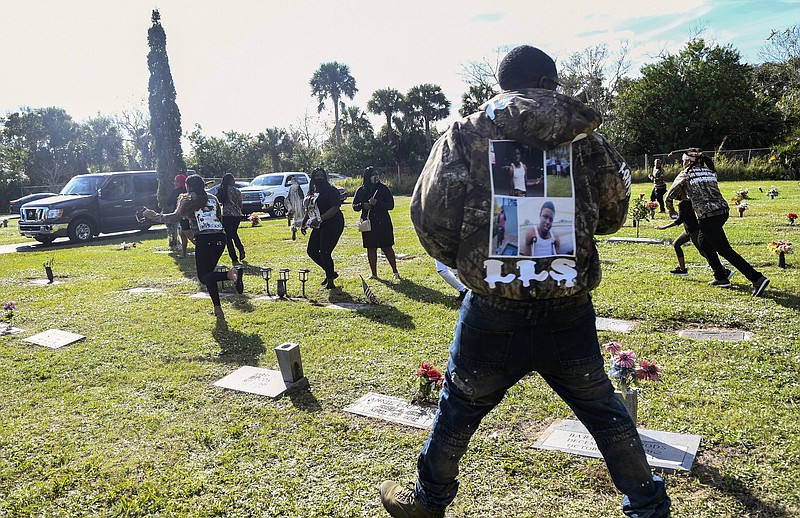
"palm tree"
367,88,404,140
340,106,373,139
256,127,293,173
406,84,451,148
459,83,498,116
309,62,358,143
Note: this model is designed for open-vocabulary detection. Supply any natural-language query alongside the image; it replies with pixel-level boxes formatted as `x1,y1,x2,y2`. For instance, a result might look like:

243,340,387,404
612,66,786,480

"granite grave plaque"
1,326,24,336
30,279,62,285
607,237,667,245
678,329,749,341
596,317,637,333
534,419,701,472
325,303,372,311
213,365,308,399
125,287,163,294
344,392,437,430
24,329,85,349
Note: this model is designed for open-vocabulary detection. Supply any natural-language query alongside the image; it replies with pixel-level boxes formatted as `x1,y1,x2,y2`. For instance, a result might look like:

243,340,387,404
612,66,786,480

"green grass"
1,181,799,517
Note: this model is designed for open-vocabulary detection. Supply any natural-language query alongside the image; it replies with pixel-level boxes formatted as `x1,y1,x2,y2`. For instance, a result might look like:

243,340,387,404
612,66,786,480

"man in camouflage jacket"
380,46,671,518
665,150,769,296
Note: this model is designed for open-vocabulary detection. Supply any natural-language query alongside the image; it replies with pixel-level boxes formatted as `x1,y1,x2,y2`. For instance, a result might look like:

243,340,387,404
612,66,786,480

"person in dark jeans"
301,167,344,289
217,173,246,265
144,175,243,318
666,149,769,296
380,45,670,518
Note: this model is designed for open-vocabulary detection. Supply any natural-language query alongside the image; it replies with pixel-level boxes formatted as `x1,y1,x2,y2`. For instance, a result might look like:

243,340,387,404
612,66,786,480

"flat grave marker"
596,317,637,333
534,419,701,473
607,237,669,245
1,326,24,336
125,287,163,294
189,292,235,299
30,279,62,285
344,392,437,430
325,302,372,311
678,328,749,341
24,329,85,349
214,365,308,399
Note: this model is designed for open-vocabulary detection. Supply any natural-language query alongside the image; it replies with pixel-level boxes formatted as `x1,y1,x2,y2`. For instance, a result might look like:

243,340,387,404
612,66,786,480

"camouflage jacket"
664,165,728,220
411,88,631,300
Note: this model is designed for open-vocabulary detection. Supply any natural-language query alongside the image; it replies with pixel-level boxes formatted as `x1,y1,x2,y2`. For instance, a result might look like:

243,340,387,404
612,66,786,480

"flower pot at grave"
778,252,786,268
615,388,638,424
649,208,656,219
45,266,54,283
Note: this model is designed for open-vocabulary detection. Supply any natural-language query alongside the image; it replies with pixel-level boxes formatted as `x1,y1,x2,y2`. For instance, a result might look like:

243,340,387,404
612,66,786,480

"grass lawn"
1,181,799,517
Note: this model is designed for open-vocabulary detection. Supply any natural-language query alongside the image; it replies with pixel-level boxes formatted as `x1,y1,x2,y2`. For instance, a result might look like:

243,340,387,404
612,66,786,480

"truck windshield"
61,176,105,195
250,175,283,187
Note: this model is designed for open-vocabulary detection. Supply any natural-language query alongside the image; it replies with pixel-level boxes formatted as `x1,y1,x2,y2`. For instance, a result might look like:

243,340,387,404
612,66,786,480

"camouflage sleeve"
410,125,469,268
591,132,631,235
664,173,685,214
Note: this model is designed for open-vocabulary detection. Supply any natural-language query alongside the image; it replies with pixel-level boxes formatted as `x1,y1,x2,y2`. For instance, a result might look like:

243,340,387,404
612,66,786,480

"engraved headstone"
189,292,234,299
30,279,62,285
607,237,667,245
24,329,85,349
214,365,309,399
325,303,372,311
596,317,637,333
125,287,163,294
678,329,749,341
344,392,437,430
534,419,701,473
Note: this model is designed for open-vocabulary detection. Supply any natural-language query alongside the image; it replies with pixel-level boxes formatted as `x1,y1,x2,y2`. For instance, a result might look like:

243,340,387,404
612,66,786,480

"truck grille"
23,207,45,221
242,192,262,202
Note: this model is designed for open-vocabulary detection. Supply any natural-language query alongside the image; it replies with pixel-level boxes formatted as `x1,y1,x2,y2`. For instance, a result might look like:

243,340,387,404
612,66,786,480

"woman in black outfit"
301,167,344,289
144,175,243,317
352,166,400,279
218,173,246,265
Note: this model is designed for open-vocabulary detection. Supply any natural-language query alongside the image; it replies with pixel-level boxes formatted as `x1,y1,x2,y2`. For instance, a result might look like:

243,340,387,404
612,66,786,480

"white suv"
239,172,310,217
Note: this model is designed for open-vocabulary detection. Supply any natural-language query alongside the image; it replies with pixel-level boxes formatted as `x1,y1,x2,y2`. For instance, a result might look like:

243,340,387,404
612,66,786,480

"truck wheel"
35,236,56,244
270,198,287,218
68,218,95,243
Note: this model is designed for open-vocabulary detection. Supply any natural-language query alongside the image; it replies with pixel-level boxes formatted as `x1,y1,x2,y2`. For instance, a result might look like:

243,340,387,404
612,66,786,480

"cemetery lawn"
1,181,799,517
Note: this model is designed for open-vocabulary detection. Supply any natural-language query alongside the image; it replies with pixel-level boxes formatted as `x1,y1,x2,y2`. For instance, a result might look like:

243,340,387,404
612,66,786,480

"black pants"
698,214,761,282
651,186,666,211
222,216,245,262
306,212,344,280
674,230,706,259
195,233,228,307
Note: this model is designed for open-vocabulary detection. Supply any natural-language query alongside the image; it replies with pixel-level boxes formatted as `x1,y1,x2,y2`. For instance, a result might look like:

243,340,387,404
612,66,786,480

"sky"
2,0,799,141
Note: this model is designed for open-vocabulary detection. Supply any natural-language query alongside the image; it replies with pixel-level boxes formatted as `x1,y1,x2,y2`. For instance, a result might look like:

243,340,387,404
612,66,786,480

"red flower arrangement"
412,360,444,405
788,213,798,225
602,341,662,396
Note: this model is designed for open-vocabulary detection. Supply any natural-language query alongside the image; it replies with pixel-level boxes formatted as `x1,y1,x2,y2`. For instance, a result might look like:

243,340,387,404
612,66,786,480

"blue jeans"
414,293,671,517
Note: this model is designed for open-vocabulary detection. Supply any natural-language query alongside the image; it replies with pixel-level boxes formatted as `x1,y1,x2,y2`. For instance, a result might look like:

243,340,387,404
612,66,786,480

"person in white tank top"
522,201,561,256
504,147,541,196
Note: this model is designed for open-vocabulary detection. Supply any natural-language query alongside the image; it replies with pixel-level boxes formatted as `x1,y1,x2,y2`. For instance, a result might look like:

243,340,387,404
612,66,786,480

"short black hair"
498,45,558,91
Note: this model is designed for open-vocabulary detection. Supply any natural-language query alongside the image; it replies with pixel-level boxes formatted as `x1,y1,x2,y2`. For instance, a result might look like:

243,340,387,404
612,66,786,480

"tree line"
3,16,800,207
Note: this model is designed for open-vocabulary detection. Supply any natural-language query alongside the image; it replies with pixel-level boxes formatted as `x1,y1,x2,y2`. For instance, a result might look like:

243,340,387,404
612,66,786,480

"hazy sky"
2,0,798,139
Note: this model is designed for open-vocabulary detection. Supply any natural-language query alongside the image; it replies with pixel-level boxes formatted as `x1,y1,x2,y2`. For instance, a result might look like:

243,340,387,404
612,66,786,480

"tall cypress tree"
147,9,186,209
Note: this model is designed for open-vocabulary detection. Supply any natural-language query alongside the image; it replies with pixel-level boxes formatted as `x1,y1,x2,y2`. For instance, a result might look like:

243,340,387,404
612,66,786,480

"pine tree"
147,9,186,209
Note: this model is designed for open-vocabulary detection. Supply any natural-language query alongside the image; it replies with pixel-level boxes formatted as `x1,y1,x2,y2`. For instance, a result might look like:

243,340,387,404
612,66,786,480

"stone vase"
615,388,638,424
45,266,54,283
778,252,786,268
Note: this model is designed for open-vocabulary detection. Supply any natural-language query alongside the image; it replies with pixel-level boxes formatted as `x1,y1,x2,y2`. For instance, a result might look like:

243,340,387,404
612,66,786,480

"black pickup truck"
18,170,160,244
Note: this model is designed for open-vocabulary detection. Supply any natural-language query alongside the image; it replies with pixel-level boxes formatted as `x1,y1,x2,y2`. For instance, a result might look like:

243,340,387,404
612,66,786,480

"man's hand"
143,209,157,220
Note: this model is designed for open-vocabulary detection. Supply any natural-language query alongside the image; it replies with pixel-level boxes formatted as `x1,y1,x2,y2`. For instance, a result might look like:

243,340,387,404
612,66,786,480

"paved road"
0,226,167,254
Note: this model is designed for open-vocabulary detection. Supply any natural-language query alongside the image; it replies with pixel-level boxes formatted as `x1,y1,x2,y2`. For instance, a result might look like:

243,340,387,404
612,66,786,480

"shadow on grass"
378,277,463,308
212,318,266,365
692,461,792,517
287,388,322,412
327,287,415,329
